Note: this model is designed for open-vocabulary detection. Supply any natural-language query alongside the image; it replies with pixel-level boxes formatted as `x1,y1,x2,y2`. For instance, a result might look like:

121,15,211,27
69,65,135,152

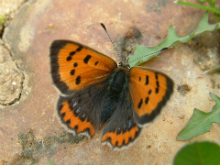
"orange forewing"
129,66,174,124
60,101,95,137
50,40,117,94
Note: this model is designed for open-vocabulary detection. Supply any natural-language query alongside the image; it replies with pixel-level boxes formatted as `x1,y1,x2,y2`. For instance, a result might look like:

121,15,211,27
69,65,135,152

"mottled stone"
0,41,23,105
0,0,220,165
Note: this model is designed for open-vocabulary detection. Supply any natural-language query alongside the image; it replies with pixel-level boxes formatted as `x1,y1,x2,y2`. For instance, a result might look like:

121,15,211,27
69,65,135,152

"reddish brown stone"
1,0,220,164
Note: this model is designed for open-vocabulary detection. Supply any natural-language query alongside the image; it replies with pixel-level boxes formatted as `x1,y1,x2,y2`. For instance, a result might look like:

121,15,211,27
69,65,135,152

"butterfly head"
118,61,130,70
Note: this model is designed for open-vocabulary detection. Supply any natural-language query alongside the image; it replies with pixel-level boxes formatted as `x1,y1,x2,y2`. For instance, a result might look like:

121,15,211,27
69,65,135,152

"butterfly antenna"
100,23,122,60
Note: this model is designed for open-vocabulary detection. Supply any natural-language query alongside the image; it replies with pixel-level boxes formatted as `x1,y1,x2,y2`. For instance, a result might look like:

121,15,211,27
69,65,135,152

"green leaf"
174,1,220,14
47,161,57,165
177,93,220,141
173,141,220,165
128,12,220,67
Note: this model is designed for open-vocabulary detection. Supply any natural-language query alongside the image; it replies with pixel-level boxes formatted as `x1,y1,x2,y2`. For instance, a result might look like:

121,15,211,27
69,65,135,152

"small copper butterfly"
49,25,174,150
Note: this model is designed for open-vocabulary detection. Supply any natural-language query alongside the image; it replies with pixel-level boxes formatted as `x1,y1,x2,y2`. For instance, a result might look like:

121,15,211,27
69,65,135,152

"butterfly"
49,28,174,150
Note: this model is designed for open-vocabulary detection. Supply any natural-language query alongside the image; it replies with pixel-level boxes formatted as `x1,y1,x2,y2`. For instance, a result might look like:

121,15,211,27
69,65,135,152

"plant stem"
174,1,220,14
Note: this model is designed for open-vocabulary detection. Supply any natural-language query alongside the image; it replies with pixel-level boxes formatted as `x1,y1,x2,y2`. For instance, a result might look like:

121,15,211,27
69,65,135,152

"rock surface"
0,0,220,165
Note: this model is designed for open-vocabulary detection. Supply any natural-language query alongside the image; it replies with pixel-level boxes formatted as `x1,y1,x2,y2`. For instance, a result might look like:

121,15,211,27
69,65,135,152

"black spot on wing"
155,73,159,80
66,56,72,61
73,63,78,67
69,51,76,56
84,55,91,64
145,75,149,85
155,73,160,93
76,46,83,52
66,46,83,62
70,69,75,75
156,81,159,87
95,61,99,65
138,99,143,109
145,97,149,104
76,76,81,85
139,76,141,82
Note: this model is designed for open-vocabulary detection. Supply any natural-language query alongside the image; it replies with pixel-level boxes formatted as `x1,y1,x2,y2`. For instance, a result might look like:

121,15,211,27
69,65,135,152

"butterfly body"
50,40,174,150
101,68,127,123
